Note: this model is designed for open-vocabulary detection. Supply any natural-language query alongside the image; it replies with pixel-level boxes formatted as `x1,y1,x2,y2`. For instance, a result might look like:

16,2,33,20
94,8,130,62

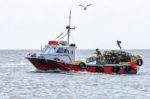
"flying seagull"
117,40,122,49
79,4,92,10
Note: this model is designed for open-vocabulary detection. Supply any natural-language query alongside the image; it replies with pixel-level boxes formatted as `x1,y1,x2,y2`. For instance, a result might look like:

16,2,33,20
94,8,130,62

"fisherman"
130,57,137,71
95,48,103,65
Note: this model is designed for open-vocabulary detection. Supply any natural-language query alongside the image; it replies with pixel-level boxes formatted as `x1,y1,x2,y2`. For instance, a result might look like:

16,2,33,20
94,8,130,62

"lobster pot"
103,50,131,64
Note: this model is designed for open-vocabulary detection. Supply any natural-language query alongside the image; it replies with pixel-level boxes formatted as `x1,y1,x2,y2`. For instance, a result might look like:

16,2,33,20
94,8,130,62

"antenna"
66,9,75,45
40,45,42,51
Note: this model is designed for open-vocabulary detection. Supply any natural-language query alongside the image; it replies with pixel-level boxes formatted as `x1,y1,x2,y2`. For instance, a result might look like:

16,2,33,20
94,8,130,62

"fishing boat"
26,10,143,74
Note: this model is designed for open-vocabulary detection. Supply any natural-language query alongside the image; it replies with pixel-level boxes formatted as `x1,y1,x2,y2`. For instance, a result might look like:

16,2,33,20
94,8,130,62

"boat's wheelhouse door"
56,46,76,63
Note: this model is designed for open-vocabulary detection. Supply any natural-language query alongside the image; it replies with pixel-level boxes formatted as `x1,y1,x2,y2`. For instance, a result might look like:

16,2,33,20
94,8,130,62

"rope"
57,32,68,41
56,29,67,40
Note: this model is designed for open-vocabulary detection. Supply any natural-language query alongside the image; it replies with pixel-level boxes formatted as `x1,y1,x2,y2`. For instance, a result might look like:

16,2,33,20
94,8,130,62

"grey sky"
0,0,150,49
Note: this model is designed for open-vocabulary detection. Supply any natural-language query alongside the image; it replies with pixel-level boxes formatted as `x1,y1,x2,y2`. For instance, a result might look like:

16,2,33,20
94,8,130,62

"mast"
68,10,71,45
66,9,75,45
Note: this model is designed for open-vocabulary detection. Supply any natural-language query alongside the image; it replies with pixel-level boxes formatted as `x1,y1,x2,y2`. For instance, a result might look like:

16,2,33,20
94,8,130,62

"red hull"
27,58,57,71
26,57,137,74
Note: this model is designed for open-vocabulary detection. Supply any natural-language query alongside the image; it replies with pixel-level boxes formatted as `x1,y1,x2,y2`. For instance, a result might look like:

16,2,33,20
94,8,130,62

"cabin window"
43,46,48,52
48,47,55,53
43,46,55,54
64,49,69,54
57,48,64,53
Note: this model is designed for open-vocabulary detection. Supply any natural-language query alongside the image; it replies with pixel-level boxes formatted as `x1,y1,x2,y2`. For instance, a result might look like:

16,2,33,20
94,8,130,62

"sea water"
0,49,150,99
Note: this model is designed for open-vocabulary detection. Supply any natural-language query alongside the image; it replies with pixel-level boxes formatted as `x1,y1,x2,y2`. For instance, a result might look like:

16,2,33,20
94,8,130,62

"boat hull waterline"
26,57,138,74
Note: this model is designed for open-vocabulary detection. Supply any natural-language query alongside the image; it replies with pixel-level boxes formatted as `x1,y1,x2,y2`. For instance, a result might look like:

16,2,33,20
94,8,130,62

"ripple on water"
0,50,150,99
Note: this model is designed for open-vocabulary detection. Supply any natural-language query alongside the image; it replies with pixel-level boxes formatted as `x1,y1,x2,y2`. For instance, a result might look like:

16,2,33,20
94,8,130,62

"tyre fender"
40,59,48,65
79,62,87,69
136,59,143,66
54,58,60,61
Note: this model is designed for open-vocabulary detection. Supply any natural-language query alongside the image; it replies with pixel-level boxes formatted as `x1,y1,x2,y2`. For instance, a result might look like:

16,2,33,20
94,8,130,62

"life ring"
112,66,120,73
136,59,143,66
79,62,87,69
40,59,48,65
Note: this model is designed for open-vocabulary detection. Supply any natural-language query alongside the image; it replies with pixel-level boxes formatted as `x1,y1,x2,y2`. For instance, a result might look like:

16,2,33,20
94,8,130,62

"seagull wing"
86,4,92,8
79,5,85,8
